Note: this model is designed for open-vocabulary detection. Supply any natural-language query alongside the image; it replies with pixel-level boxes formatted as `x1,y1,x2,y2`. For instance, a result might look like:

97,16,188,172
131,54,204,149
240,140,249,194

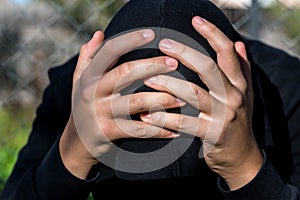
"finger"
159,38,231,98
98,56,178,95
192,16,246,90
85,29,155,78
74,31,105,84
110,92,186,117
107,118,179,140
235,41,252,94
86,31,106,59
140,111,209,139
144,75,213,114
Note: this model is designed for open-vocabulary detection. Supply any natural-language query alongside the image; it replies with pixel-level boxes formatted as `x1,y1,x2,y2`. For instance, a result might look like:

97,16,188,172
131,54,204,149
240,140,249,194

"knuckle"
129,94,145,112
145,62,154,71
240,79,249,94
178,45,188,58
161,93,172,107
187,84,204,105
172,116,183,131
222,41,235,53
194,86,205,101
136,125,149,138
228,90,244,109
117,62,132,77
234,91,244,109
226,108,237,123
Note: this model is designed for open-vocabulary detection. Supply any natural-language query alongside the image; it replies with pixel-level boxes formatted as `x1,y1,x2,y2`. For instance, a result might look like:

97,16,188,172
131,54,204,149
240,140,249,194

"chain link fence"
0,0,299,193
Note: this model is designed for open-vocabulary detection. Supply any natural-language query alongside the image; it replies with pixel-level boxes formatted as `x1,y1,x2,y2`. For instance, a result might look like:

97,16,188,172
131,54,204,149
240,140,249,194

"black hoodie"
1,0,300,199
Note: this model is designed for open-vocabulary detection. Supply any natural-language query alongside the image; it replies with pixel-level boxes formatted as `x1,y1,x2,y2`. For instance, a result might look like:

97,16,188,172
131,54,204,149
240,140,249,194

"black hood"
102,0,244,180
104,0,243,60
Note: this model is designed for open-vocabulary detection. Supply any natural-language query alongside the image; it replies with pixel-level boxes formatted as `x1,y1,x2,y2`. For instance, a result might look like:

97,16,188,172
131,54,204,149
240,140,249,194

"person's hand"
140,16,263,190
59,30,183,179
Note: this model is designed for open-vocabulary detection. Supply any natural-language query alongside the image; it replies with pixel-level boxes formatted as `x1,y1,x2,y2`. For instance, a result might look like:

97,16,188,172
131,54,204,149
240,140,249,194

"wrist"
59,116,98,179
218,150,287,200
221,144,264,190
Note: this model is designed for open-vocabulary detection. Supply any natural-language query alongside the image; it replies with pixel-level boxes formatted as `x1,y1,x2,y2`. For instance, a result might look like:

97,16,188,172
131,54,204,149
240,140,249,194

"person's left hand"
140,16,263,190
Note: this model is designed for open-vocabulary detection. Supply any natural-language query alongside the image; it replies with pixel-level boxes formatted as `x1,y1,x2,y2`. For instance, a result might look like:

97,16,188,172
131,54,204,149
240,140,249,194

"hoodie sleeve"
217,38,300,200
0,55,99,200
218,150,300,200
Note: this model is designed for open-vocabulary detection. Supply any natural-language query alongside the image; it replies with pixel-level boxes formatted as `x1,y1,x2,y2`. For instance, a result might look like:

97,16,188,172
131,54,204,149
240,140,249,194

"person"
1,0,300,199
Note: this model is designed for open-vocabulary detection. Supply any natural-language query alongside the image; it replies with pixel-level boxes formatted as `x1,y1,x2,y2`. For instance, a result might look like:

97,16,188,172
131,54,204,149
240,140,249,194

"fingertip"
142,29,155,40
172,133,181,138
91,31,105,44
193,16,207,25
191,16,210,37
140,112,152,123
235,41,245,50
165,130,181,138
165,58,178,68
159,39,175,50
235,41,251,70
235,41,248,59
85,31,105,58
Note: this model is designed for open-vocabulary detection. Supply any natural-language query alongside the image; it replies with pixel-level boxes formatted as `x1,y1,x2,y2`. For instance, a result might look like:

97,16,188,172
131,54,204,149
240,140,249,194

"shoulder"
244,38,300,116
36,54,79,130
48,54,79,84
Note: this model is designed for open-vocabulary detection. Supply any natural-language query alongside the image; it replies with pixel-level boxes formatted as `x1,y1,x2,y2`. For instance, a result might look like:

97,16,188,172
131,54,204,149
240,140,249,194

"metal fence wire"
0,0,299,192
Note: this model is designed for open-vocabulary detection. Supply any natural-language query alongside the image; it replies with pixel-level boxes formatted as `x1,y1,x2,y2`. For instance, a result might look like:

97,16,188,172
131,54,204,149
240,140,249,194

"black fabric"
219,150,290,200
102,0,245,180
1,39,300,200
1,0,300,199
35,136,99,200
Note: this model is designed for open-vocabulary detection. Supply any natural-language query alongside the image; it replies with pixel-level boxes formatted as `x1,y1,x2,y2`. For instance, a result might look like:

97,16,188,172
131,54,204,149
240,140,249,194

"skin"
60,29,182,179
59,16,263,191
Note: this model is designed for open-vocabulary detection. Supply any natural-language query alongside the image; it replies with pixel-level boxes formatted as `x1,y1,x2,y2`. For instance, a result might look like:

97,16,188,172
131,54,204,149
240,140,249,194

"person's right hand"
59,29,183,179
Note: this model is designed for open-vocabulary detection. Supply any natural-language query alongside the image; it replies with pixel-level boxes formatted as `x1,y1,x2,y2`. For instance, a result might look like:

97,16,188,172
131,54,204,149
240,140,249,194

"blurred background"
0,0,299,195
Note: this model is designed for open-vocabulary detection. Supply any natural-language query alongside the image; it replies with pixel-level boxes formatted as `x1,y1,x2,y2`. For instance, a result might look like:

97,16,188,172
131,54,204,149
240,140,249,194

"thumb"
73,31,105,84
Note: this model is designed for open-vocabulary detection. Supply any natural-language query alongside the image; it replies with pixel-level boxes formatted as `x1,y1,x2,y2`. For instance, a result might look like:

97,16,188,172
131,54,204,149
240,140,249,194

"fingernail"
141,112,152,122
195,16,206,24
143,29,154,39
172,133,181,138
165,58,177,68
176,98,186,106
161,39,174,50
145,76,157,84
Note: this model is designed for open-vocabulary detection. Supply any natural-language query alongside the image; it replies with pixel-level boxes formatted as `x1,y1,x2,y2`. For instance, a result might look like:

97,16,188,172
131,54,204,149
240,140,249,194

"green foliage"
284,10,300,39
264,4,300,39
0,107,96,200
0,107,34,192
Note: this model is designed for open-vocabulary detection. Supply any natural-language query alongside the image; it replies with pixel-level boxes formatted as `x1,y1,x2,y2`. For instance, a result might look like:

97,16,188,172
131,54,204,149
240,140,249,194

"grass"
0,106,95,200
0,106,35,192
